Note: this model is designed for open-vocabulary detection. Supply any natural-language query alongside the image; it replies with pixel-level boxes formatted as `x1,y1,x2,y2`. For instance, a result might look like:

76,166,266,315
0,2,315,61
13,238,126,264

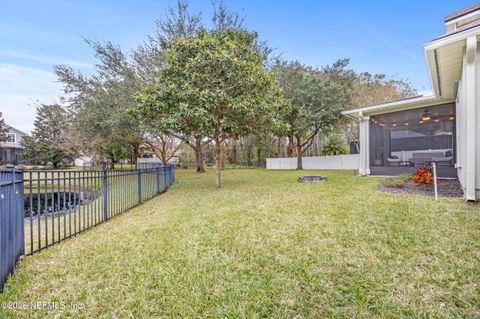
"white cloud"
0,50,93,69
0,64,63,133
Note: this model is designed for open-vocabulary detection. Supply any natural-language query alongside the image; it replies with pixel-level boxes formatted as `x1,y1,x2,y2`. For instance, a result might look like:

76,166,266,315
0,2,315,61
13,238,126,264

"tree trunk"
195,137,206,173
276,138,281,158
257,147,262,167
214,133,222,188
296,135,303,170
232,141,237,168
247,147,252,167
287,134,295,157
220,143,225,170
132,146,140,169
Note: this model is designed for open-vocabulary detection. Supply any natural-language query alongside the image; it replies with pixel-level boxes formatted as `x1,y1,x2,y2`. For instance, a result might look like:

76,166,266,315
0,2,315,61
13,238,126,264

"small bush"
322,133,349,156
382,178,405,188
382,174,410,188
413,166,433,184
398,173,411,183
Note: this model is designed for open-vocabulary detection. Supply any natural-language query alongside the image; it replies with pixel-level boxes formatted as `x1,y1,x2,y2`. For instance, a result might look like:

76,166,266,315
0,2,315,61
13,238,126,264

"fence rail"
0,164,174,291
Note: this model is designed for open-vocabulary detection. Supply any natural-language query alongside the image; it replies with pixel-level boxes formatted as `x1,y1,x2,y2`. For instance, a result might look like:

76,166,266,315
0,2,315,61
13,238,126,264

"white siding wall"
457,55,466,189
456,37,480,200
266,154,360,170
476,43,480,199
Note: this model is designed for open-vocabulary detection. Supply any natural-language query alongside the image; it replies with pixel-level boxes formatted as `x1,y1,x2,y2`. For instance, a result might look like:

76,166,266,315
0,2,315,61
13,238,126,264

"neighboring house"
74,156,93,167
0,124,28,165
343,3,480,201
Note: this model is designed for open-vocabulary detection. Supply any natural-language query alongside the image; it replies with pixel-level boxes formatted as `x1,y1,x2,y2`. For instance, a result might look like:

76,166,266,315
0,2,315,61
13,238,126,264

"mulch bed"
377,179,464,198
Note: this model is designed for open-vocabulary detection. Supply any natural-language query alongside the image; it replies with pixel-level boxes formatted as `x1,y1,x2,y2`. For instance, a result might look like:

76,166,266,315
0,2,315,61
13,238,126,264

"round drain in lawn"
298,175,327,183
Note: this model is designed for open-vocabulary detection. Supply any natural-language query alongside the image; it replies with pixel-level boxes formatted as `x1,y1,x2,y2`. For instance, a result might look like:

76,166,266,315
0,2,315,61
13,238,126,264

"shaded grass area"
1,169,479,318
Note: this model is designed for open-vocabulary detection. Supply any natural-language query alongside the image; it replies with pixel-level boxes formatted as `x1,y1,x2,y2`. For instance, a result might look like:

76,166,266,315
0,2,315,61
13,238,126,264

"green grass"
1,169,479,318
24,171,163,255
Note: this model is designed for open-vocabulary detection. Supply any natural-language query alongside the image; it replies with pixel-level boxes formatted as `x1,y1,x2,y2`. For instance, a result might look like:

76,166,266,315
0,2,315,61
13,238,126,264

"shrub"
382,175,408,188
398,173,411,183
412,166,433,184
322,133,349,156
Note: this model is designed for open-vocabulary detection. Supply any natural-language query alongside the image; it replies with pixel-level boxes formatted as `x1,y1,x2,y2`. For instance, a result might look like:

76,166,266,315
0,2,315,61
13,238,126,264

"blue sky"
0,0,474,132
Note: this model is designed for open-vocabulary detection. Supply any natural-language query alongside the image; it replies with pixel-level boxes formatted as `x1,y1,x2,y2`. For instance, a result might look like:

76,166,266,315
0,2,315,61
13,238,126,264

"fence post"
103,168,108,221
0,165,25,292
163,166,167,189
13,166,25,257
138,168,142,203
156,167,160,194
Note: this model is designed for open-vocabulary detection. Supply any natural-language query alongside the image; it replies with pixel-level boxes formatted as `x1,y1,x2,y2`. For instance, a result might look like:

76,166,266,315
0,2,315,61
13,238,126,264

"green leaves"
135,28,281,186
322,133,349,156
20,104,75,168
0,112,8,143
135,29,280,142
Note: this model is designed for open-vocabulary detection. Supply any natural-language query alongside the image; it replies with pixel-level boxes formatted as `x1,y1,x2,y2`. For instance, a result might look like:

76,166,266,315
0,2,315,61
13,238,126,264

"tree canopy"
272,59,355,169
21,104,75,168
0,112,8,143
54,40,146,165
135,28,280,186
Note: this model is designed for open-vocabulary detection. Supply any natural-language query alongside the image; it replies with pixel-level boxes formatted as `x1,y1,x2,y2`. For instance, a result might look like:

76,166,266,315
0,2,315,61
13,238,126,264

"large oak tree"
272,59,355,169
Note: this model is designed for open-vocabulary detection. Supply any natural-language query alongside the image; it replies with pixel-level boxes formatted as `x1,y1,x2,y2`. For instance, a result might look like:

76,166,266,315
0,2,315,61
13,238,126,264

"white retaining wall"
266,154,360,170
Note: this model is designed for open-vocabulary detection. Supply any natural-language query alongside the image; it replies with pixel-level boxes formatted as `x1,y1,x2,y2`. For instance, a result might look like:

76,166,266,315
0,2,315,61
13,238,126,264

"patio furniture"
410,151,452,166
432,150,453,166
387,155,401,166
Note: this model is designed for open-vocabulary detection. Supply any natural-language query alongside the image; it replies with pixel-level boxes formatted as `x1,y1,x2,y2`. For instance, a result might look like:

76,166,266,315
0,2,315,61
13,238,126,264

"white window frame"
6,133,16,144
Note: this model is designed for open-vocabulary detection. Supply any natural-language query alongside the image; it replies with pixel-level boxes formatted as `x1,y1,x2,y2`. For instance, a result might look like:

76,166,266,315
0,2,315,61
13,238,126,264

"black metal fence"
0,167,25,291
0,164,174,290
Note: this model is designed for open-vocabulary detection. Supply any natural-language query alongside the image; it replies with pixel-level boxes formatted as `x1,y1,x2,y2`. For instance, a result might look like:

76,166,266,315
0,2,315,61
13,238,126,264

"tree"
55,40,146,167
350,72,416,108
272,59,354,169
136,29,280,187
322,133,348,155
0,112,8,143
342,73,417,151
134,0,249,174
144,133,183,165
21,104,75,168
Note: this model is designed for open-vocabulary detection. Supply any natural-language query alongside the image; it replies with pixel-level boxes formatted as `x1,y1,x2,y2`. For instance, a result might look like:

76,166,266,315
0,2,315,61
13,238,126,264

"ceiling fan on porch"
419,109,431,123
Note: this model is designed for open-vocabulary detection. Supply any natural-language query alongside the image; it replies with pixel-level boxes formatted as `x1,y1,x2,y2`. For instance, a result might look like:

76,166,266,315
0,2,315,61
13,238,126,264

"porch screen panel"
370,103,455,167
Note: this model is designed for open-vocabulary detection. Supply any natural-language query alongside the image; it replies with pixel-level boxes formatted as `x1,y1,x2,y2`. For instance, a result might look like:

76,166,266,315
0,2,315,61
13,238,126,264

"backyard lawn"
0,169,479,318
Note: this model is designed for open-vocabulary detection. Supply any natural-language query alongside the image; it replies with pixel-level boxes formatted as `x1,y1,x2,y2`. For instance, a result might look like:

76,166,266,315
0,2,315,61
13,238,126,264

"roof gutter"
424,48,441,98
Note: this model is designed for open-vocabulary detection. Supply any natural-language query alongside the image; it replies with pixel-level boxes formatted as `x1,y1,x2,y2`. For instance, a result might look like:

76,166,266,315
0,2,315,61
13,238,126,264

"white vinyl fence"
266,154,360,170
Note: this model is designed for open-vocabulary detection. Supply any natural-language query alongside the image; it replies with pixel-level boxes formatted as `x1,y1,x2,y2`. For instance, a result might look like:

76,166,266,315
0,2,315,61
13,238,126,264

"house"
0,124,28,165
343,3,480,201
74,156,93,167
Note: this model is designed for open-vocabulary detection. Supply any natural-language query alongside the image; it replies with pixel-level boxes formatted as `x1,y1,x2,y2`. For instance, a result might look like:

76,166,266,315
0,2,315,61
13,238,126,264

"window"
6,133,16,143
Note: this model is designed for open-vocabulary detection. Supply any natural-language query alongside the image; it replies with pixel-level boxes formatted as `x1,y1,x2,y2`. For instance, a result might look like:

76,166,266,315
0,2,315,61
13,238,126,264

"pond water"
24,189,99,218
